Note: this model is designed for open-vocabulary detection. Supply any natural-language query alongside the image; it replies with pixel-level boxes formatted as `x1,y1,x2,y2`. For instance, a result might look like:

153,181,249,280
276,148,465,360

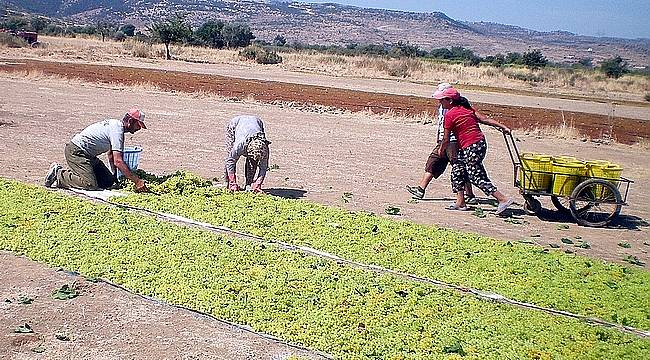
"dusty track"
1,58,648,144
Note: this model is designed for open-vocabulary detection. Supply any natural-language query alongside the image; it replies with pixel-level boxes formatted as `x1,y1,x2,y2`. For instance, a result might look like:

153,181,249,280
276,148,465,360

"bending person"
224,115,270,193
44,108,148,192
435,87,514,214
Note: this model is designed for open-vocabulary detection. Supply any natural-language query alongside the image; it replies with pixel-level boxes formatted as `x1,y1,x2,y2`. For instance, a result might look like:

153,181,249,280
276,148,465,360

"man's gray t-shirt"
71,119,124,157
225,115,268,178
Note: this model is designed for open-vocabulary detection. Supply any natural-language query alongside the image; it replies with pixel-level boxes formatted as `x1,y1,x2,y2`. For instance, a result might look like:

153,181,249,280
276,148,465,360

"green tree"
221,23,254,48
428,48,453,59
505,52,522,64
30,17,48,33
522,49,548,69
149,14,192,60
487,53,506,67
96,21,115,42
113,31,126,41
449,46,476,61
195,20,225,48
390,41,422,58
120,24,136,37
577,58,593,68
4,16,28,31
273,34,286,47
599,56,629,78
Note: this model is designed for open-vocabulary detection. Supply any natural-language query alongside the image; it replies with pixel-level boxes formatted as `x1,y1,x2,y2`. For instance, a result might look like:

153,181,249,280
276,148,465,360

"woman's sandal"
446,203,469,211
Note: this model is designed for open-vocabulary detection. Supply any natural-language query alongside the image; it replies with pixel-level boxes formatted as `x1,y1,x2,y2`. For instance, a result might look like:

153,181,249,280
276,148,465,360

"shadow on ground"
519,208,649,231
266,188,307,199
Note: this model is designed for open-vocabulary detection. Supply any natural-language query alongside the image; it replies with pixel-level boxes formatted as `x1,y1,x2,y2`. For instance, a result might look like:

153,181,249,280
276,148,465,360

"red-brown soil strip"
1,58,647,144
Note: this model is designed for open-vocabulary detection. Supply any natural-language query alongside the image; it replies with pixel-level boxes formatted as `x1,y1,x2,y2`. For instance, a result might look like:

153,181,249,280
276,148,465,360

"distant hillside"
2,0,648,66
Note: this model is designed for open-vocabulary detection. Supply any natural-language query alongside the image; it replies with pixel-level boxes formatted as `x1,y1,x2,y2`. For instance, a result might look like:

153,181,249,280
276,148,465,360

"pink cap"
127,108,146,129
432,87,461,101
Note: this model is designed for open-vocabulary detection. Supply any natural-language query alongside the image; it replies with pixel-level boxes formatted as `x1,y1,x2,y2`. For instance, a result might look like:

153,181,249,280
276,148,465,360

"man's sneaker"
406,185,424,200
495,198,514,215
465,195,479,205
44,163,61,188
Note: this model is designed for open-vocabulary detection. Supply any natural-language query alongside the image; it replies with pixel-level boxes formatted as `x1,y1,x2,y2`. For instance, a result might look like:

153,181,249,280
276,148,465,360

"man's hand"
229,182,241,191
134,179,148,193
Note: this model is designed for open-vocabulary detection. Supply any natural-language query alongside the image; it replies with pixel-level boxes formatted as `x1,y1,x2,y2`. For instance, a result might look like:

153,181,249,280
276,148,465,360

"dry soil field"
0,56,649,358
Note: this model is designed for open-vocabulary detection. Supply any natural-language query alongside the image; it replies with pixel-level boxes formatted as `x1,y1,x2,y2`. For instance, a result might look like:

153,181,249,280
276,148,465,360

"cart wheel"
551,195,571,214
569,179,622,227
523,196,542,215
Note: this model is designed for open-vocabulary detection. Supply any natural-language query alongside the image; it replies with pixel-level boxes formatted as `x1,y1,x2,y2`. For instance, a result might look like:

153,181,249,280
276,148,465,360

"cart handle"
502,132,522,189
503,131,522,167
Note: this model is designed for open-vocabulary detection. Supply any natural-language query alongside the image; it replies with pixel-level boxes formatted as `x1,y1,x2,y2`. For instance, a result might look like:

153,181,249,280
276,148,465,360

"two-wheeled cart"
503,133,633,227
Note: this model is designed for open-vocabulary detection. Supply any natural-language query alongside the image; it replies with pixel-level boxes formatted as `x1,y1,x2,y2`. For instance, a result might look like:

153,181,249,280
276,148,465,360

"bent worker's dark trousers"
56,142,115,190
244,157,260,186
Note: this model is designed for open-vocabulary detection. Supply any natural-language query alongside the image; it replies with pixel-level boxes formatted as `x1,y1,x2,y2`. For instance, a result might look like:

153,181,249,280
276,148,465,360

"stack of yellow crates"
517,153,623,197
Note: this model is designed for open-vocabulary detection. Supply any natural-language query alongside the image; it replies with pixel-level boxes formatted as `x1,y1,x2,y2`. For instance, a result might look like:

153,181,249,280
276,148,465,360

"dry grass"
631,138,650,150
0,69,71,83
0,68,629,146
0,33,28,48
5,35,648,103
526,123,582,140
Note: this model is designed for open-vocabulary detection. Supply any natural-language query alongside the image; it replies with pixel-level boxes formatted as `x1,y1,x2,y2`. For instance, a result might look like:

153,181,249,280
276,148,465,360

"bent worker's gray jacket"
224,115,268,178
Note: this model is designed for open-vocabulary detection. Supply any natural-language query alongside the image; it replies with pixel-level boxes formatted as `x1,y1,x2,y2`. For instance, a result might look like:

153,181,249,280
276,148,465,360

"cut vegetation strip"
1,180,649,359
92,275,333,359
114,171,650,331
73,188,650,337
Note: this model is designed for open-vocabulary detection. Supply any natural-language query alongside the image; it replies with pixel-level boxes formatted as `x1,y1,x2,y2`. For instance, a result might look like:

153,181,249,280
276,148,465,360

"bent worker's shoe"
44,163,61,188
406,185,425,200
465,195,479,205
495,198,514,215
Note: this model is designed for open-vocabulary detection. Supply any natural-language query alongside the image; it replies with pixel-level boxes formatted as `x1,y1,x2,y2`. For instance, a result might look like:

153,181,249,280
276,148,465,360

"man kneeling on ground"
45,108,149,193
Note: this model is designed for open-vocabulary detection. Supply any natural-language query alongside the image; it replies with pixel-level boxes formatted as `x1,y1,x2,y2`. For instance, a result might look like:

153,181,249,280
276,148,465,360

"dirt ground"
0,66,649,357
1,58,649,144
0,252,328,360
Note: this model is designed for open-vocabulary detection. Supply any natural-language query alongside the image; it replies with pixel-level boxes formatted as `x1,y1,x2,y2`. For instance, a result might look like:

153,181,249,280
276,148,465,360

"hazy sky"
307,1,650,39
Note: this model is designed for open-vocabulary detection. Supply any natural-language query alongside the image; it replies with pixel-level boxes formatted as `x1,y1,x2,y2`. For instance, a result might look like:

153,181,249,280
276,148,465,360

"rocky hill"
3,0,649,66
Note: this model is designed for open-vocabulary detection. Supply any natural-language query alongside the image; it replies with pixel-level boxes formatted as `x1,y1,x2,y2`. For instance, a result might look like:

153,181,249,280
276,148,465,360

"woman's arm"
475,111,511,134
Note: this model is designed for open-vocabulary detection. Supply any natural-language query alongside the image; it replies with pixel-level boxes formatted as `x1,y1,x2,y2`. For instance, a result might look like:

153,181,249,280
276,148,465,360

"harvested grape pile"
1,176,649,359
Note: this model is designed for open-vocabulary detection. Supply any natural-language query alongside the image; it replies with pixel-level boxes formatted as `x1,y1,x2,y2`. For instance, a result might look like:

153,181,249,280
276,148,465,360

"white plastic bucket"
117,146,142,178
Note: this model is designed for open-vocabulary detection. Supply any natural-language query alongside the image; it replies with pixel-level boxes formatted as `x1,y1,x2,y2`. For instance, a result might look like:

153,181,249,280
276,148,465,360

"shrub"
504,70,545,82
0,32,28,48
577,58,593,68
255,50,282,64
505,52,523,64
113,31,126,42
273,34,286,46
130,42,152,58
238,45,283,64
522,49,548,69
388,63,409,78
318,55,346,65
239,45,261,61
600,56,629,78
